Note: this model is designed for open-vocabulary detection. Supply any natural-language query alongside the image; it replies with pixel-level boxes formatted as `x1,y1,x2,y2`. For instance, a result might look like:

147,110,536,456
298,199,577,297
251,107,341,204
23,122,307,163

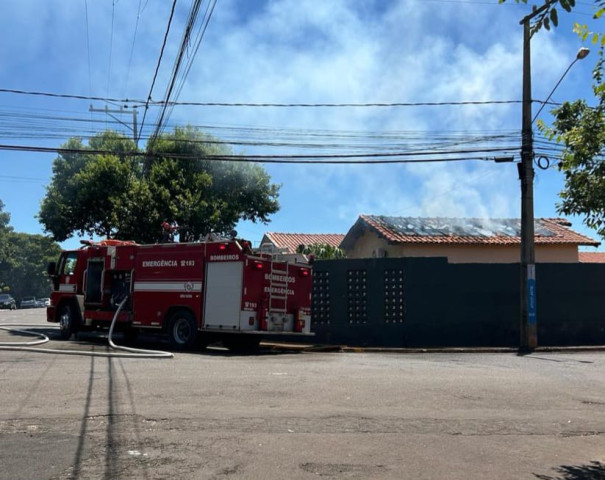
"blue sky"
0,0,602,251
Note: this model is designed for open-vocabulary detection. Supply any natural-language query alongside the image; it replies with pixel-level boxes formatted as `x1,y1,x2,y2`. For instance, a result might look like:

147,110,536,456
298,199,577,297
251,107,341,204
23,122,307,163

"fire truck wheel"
58,304,77,340
168,310,197,350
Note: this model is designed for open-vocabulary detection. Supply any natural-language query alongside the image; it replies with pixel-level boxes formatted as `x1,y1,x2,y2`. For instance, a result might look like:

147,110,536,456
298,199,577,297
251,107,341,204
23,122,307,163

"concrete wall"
309,258,605,347
343,230,579,263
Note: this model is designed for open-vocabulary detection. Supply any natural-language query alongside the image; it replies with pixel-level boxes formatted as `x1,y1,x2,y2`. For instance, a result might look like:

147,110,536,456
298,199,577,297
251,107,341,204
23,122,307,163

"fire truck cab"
46,239,312,350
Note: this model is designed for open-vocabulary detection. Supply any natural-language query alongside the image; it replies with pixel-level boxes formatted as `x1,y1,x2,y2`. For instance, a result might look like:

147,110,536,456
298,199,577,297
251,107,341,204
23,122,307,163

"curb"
261,342,605,354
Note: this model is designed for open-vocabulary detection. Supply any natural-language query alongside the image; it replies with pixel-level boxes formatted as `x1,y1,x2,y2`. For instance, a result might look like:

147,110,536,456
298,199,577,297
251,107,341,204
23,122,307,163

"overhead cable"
0,142,516,164
137,0,179,143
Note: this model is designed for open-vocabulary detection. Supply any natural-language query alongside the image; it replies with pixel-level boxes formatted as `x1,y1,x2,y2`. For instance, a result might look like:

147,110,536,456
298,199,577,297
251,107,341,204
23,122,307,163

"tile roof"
262,233,345,254
341,215,599,248
579,252,605,263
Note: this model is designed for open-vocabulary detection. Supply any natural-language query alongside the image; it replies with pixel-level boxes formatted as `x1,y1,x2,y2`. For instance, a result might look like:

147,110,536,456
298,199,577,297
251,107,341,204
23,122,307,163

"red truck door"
56,251,82,294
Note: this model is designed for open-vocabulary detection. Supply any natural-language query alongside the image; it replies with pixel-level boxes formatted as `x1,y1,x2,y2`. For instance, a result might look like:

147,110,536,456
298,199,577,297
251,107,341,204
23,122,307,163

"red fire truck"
46,238,312,350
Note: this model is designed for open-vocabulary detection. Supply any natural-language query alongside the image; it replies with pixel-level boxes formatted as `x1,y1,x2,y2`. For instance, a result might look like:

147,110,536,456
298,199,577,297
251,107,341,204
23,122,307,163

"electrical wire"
106,0,116,101
159,0,219,134
149,0,205,146
137,0,179,144
0,142,517,164
0,88,529,108
123,0,144,98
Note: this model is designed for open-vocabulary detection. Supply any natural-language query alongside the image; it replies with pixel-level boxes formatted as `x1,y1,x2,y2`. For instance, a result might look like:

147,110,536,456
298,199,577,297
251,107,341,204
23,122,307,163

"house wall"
343,229,580,263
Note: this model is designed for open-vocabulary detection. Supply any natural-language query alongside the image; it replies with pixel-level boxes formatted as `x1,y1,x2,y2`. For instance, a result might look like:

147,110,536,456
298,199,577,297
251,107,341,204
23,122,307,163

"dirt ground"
1,309,604,479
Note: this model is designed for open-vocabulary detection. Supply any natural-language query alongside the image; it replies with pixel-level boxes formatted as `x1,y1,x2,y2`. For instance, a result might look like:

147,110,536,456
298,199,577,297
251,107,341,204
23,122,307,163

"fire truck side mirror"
47,261,57,277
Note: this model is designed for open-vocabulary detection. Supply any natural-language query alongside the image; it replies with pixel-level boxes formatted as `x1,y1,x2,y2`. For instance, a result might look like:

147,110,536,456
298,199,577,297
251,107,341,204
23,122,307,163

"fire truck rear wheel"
58,304,77,340
168,310,197,350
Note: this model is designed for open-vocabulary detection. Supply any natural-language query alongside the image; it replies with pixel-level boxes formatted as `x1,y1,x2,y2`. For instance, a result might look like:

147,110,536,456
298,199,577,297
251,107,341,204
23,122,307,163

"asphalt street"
1,308,604,480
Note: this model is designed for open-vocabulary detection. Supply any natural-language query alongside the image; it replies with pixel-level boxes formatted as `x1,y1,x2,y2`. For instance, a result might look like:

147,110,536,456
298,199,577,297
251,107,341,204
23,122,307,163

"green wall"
310,258,605,347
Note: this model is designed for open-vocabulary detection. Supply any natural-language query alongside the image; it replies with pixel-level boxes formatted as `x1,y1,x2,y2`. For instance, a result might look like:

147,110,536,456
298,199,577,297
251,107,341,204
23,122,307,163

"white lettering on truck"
209,254,239,261
142,259,178,267
264,273,295,284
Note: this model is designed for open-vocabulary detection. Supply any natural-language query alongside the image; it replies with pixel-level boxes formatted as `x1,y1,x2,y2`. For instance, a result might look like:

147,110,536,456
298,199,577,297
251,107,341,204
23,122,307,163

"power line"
0,88,527,108
152,0,218,142
106,0,116,100
150,0,206,146
165,100,525,107
123,0,145,97
0,88,146,105
138,0,179,143
0,143,515,164
84,0,93,99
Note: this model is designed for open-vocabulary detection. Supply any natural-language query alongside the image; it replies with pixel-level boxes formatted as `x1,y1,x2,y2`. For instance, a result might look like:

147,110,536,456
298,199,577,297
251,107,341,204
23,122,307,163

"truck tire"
58,304,77,340
167,310,197,350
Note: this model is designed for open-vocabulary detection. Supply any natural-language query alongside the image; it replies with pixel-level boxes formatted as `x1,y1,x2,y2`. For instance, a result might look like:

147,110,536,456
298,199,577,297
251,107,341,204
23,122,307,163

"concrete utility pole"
89,105,139,147
520,14,537,352
519,1,558,351
518,0,589,351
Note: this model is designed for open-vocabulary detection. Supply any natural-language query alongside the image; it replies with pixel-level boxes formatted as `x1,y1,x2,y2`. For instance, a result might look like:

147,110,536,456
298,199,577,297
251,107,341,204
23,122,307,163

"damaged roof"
340,215,600,249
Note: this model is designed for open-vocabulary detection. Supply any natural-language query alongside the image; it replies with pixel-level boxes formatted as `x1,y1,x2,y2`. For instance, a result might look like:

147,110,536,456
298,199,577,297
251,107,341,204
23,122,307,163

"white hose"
0,297,173,359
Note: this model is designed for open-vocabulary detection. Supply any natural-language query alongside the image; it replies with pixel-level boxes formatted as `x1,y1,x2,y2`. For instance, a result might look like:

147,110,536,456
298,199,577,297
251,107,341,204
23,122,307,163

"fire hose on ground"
0,296,173,359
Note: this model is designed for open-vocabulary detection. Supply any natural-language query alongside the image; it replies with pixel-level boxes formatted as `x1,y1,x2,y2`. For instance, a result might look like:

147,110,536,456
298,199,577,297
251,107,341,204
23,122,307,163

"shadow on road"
535,461,605,480
71,330,306,357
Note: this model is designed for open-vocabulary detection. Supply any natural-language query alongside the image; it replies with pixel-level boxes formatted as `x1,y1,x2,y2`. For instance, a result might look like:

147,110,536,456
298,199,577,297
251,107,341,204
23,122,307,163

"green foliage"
539,56,605,238
39,127,280,244
39,132,140,241
0,199,13,268
296,243,345,259
0,200,61,299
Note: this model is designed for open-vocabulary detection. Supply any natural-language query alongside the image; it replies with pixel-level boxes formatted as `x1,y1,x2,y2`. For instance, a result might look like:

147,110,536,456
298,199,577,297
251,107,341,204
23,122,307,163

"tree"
540,56,605,237
39,132,141,241
0,200,14,289
3,233,62,299
143,127,280,243
39,127,280,244
0,200,61,298
296,243,345,260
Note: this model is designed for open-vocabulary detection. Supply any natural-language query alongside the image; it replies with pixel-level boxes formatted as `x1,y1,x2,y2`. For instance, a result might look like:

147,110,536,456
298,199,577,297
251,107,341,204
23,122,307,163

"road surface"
1,309,604,479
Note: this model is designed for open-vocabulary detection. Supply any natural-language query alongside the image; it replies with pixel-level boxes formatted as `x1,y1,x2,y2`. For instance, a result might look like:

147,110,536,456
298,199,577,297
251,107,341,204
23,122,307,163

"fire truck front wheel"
167,310,197,350
58,304,78,340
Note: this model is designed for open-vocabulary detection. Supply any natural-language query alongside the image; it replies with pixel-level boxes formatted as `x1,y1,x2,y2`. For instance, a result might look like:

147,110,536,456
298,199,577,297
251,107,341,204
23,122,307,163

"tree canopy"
39,127,280,244
0,200,61,299
541,58,605,237
296,243,345,260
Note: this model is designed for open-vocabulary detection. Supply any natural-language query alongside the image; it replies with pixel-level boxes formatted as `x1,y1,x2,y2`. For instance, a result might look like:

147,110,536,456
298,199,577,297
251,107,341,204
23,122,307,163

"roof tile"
356,215,599,247
579,252,605,263
263,233,345,254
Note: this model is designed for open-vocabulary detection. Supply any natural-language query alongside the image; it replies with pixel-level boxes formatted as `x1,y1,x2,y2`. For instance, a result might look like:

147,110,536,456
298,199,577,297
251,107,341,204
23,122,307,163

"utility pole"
89,105,139,147
520,15,536,351
519,1,556,351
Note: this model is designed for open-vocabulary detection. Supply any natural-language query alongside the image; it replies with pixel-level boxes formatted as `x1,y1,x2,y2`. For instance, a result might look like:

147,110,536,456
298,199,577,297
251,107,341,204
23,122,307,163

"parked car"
19,296,37,309
0,293,16,310
38,297,51,307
